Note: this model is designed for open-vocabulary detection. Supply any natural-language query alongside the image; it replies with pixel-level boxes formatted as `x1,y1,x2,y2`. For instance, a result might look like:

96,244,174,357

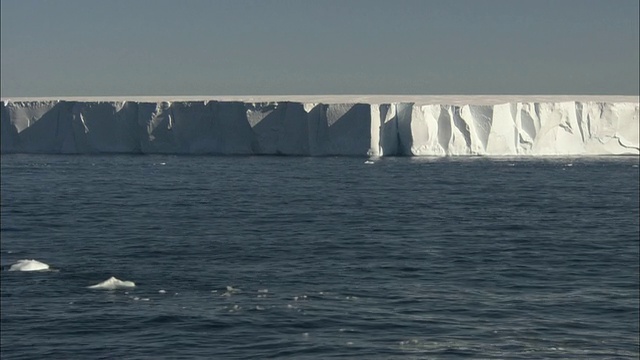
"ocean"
1,154,638,359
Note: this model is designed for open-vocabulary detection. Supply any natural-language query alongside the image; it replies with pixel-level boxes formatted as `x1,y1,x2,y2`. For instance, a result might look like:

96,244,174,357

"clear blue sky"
1,0,638,96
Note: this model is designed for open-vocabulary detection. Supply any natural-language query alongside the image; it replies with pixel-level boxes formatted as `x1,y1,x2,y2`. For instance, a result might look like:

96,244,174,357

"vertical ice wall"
1,99,637,155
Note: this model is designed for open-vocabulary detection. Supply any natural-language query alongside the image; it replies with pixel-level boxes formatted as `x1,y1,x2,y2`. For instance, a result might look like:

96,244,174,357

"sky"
1,0,638,96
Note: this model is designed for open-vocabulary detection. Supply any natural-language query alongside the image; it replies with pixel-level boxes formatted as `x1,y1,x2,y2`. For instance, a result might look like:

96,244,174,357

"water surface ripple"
1,155,638,359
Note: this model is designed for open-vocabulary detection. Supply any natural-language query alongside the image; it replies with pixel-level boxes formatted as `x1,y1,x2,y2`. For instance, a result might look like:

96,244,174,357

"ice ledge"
2,95,639,105
1,96,638,156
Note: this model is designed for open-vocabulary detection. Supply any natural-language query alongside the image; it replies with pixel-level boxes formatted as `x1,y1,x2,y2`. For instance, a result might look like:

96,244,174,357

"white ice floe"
88,276,136,290
8,259,50,271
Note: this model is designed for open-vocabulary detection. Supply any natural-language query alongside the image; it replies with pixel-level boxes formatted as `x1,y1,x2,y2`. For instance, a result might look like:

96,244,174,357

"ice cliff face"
1,98,638,156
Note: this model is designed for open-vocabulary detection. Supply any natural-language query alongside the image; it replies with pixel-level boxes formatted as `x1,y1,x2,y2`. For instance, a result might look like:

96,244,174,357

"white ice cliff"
1,96,638,156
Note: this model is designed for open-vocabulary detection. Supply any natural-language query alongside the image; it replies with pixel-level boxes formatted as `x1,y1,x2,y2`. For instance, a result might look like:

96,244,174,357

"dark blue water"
1,155,638,359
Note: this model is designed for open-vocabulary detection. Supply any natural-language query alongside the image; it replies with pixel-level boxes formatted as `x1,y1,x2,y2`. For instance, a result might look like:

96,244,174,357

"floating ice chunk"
364,160,375,164
158,289,166,294
88,276,136,290
9,259,50,271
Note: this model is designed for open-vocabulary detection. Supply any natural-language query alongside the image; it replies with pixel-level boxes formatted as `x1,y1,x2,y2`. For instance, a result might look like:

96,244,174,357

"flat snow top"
1,95,639,105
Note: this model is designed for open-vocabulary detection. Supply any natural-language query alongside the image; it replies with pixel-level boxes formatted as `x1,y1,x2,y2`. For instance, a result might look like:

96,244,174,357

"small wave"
1,227,27,233
8,259,50,272
88,276,136,290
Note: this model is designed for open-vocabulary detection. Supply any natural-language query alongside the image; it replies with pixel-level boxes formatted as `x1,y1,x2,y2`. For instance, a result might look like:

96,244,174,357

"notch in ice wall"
1,98,638,156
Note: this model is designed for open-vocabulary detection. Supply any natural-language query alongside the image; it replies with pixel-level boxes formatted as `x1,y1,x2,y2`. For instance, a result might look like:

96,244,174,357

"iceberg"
1,95,637,156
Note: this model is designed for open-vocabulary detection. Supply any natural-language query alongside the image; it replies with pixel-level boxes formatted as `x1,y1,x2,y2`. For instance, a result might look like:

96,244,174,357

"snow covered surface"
1,95,638,156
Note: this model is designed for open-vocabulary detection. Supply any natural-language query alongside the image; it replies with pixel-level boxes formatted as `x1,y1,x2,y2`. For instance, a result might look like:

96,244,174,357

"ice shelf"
1,96,638,156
